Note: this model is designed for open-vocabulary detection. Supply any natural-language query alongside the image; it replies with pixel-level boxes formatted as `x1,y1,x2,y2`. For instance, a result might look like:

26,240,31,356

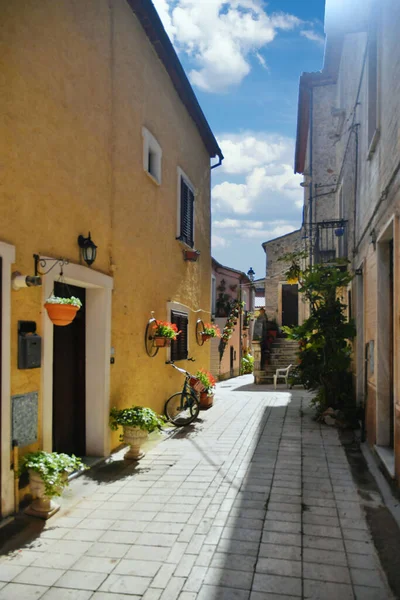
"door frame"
41,258,113,457
0,241,16,517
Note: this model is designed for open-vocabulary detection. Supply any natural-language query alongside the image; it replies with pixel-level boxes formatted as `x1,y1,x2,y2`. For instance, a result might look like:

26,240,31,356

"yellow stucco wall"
1,0,212,463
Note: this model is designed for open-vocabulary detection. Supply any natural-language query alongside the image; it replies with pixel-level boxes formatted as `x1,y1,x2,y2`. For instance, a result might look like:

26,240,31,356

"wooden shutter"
180,177,194,248
171,311,188,361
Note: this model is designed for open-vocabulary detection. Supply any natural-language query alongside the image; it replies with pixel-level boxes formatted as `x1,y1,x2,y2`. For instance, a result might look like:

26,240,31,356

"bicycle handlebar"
165,361,193,378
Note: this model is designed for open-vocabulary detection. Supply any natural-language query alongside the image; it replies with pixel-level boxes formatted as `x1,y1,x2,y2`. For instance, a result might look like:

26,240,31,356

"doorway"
52,282,86,455
282,284,299,327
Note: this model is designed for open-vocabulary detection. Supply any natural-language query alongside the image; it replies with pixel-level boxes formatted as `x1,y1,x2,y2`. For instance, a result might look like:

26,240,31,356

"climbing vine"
218,299,245,361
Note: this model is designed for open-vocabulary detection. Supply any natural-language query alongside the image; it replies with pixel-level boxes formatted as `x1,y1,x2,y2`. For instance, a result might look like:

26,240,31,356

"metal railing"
313,220,348,264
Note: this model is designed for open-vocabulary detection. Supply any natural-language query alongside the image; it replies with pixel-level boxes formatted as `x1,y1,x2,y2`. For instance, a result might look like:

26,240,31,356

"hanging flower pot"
334,227,345,237
151,320,180,349
44,296,82,326
154,337,171,348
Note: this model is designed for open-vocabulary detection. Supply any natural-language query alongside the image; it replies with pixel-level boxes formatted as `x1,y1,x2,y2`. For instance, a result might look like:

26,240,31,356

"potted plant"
267,318,279,339
44,295,82,326
109,406,165,460
195,369,216,409
20,451,87,519
201,323,221,341
152,320,180,347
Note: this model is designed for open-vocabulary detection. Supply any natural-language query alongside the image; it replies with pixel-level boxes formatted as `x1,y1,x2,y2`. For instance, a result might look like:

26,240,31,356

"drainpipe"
211,154,223,170
13,440,19,514
308,86,314,267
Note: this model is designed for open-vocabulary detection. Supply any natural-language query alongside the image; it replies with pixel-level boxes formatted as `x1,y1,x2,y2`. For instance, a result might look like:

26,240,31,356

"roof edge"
127,0,223,161
262,228,302,248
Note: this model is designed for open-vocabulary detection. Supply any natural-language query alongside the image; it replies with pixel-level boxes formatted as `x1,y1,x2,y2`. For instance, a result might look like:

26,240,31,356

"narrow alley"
0,377,395,600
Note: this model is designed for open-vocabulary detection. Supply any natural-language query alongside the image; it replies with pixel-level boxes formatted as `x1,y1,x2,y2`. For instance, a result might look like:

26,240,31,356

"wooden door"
52,283,86,456
282,284,299,327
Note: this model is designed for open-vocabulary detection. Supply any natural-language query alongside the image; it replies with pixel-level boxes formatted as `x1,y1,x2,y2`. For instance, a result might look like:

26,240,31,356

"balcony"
313,220,348,265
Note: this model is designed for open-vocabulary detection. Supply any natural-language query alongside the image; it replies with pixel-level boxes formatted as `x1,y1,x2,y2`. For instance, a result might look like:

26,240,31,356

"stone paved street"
0,376,394,599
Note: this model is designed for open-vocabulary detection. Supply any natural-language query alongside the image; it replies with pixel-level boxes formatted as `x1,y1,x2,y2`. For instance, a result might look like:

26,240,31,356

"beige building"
0,0,222,517
294,0,400,484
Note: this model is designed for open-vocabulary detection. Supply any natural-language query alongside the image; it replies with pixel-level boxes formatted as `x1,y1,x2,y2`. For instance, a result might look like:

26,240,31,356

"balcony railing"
313,220,348,264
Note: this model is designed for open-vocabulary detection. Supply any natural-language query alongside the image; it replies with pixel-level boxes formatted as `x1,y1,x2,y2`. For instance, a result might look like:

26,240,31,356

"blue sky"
153,0,325,279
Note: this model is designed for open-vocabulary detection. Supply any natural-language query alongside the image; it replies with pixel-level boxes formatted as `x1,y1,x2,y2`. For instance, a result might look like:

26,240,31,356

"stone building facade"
295,0,400,484
262,229,305,327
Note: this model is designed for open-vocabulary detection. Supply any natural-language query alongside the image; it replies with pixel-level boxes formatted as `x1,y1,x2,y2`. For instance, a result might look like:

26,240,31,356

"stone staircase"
257,338,299,384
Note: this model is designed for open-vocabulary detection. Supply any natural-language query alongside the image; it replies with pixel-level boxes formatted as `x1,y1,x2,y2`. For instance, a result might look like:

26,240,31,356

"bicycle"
164,361,201,426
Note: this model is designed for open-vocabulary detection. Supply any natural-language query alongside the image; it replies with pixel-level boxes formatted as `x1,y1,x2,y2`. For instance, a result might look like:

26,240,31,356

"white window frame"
142,127,162,185
176,167,196,248
167,301,189,361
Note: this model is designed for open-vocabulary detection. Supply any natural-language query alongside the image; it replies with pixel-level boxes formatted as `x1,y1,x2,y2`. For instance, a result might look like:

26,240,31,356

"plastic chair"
273,364,292,389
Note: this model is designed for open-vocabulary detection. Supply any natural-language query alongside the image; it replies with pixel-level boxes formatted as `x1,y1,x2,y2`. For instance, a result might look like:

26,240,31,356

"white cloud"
212,163,303,215
300,29,325,46
212,233,230,248
154,1,302,92
218,133,295,175
214,219,264,229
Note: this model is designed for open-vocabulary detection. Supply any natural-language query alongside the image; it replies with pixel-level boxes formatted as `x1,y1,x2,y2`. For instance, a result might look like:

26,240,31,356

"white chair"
273,364,292,389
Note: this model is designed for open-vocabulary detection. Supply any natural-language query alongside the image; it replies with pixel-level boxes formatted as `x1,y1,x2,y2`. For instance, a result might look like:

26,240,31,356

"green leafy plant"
241,353,254,374
202,323,221,338
195,369,216,394
219,299,245,360
152,320,180,340
280,253,356,418
110,406,165,440
45,295,82,308
20,451,87,498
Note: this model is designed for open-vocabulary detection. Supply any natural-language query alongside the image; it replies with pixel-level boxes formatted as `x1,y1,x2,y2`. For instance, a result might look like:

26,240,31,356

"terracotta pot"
190,377,205,393
268,330,278,339
201,333,212,341
123,426,149,460
200,392,214,409
154,337,171,348
25,470,68,519
44,303,79,326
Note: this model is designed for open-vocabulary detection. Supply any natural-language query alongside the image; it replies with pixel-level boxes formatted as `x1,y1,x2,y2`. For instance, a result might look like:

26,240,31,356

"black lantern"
78,232,97,267
247,267,255,282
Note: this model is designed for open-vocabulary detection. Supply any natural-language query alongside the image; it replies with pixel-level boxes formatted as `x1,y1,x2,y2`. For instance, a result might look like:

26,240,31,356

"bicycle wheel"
164,391,200,426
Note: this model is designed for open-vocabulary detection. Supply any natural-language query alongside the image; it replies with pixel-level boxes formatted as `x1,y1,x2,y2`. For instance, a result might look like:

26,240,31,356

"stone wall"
263,229,303,325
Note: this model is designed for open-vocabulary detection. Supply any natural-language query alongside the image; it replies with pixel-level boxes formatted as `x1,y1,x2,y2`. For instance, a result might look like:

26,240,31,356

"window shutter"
171,311,188,361
180,178,194,248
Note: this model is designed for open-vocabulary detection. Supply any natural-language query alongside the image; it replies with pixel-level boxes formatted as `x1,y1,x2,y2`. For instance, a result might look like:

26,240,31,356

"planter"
334,227,345,237
190,377,205,393
45,303,79,327
199,392,214,409
154,337,171,348
25,470,67,519
123,425,148,460
268,330,278,339
201,333,212,342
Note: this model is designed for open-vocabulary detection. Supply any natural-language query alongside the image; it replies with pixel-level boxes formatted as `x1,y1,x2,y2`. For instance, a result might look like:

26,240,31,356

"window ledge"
367,129,380,161
176,237,195,251
145,170,161,186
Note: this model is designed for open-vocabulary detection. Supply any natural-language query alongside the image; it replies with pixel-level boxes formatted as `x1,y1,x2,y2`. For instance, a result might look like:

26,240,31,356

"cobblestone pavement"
0,376,394,599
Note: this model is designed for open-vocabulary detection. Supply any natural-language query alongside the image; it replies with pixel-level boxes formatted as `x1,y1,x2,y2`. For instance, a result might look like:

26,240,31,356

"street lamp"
247,267,255,282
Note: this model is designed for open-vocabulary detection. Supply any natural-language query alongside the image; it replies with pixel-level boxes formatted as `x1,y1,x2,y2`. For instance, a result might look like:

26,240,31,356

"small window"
177,169,195,248
171,311,188,361
142,127,162,184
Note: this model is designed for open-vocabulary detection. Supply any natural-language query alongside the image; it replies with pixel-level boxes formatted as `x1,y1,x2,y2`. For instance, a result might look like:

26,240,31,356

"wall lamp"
78,232,97,267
